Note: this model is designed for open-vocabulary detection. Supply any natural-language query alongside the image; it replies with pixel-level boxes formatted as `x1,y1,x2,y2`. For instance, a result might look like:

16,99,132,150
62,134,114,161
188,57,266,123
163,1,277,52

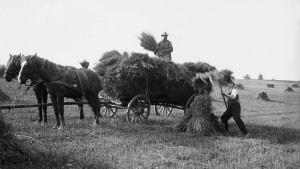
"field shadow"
98,116,300,146
224,122,300,144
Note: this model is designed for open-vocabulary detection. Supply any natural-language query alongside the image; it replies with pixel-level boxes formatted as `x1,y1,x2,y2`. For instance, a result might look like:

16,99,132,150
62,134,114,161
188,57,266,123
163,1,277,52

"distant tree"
258,73,263,80
243,74,251,80
0,64,6,78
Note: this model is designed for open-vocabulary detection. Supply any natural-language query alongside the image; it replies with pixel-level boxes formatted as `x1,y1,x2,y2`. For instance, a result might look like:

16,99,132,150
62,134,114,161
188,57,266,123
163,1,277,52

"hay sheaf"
175,95,223,135
138,32,158,52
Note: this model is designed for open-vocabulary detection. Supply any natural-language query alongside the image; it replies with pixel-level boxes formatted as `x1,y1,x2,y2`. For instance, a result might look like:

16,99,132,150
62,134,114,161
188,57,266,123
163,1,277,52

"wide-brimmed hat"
161,32,169,36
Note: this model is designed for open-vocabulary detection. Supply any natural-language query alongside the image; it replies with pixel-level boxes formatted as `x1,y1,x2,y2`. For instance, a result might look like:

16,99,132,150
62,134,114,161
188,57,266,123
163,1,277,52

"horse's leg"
34,89,43,123
85,95,101,125
42,86,48,123
57,95,65,130
74,98,84,120
50,94,60,128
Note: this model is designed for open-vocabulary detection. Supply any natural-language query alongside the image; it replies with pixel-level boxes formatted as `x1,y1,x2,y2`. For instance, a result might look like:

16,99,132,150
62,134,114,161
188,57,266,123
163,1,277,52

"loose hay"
256,92,270,101
0,111,34,165
138,32,158,52
284,87,294,92
175,95,223,135
0,89,11,102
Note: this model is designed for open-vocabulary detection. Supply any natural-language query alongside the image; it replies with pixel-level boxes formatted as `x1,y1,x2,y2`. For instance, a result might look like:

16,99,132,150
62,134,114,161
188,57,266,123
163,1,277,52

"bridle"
19,59,40,87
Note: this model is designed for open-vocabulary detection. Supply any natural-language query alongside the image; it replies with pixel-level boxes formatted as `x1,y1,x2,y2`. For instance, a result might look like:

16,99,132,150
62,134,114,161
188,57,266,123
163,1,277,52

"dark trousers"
221,102,248,135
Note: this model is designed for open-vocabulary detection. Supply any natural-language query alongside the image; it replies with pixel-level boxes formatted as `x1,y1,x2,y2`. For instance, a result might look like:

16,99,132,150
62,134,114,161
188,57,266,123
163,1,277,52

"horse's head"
4,54,22,82
18,53,39,85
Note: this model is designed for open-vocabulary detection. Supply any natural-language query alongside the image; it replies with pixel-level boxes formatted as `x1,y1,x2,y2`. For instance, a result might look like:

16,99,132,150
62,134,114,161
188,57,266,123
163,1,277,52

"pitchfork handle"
220,84,228,109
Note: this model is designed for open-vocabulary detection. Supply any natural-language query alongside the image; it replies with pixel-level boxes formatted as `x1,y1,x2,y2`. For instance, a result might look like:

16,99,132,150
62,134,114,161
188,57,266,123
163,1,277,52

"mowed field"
0,78,299,169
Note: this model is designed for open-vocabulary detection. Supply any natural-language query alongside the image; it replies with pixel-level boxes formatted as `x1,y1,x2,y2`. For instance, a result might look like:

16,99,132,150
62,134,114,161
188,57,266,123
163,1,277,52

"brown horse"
4,54,85,124
18,54,103,129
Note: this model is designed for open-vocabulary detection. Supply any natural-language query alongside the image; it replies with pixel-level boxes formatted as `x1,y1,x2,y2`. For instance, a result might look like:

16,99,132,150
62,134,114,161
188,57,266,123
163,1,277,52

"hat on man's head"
161,32,169,36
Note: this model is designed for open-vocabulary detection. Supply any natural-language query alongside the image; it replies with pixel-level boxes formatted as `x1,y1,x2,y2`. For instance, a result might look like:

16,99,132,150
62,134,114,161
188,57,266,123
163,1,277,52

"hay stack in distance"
284,87,294,92
267,84,275,88
256,92,270,101
292,84,299,88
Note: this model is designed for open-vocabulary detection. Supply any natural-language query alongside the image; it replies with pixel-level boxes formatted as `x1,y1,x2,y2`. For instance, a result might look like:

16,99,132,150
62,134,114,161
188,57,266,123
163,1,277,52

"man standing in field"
155,32,173,60
221,82,249,136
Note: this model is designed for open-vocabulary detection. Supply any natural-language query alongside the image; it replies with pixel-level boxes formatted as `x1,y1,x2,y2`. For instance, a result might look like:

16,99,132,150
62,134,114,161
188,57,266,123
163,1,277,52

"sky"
0,0,299,81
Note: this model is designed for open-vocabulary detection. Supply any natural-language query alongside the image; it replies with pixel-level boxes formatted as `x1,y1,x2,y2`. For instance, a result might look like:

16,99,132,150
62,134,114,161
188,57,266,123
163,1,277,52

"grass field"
0,78,299,169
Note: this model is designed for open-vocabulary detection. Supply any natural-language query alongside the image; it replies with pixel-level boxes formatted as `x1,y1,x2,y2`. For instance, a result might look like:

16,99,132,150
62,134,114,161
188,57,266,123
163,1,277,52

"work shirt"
226,89,240,106
158,40,173,54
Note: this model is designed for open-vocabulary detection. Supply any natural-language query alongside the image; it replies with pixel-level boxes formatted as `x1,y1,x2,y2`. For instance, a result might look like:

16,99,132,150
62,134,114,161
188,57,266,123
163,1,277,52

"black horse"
4,54,85,123
18,54,103,129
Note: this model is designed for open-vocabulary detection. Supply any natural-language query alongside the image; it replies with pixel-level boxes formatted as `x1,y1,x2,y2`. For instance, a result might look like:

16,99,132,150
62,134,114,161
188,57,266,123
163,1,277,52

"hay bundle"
284,87,294,92
79,60,89,69
0,111,33,164
292,84,299,88
192,69,234,94
138,32,158,52
175,95,222,135
0,89,11,101
267,84,275,88
236,83,244,90
256,92,270,101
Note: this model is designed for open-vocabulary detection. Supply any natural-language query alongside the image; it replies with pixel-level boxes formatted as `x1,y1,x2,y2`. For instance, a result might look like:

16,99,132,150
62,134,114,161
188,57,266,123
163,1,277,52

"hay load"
95,52,198,106
175,95,222,135
94,50,232,106
256,92,270,101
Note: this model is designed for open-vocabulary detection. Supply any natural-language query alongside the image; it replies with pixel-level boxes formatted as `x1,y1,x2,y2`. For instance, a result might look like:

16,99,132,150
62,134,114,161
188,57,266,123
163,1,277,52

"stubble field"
0,78,299,169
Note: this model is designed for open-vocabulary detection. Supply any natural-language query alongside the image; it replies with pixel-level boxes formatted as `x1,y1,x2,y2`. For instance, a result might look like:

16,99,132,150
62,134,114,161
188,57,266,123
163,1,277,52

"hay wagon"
98,78,200,123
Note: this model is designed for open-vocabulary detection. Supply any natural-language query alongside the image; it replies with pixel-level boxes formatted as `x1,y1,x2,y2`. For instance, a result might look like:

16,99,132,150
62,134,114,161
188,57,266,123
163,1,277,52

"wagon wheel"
184,93,199,115
100,105,118,118
126,94,151,123
155,104,173,116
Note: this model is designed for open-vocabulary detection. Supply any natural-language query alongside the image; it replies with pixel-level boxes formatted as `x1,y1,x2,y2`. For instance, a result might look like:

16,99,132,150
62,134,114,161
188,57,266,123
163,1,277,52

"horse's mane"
33,55,70,71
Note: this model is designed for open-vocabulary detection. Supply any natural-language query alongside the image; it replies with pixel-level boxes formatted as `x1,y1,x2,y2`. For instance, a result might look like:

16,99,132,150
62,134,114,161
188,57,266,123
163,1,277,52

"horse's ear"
19,53,21,56
9,53,12,57
33,53,37,58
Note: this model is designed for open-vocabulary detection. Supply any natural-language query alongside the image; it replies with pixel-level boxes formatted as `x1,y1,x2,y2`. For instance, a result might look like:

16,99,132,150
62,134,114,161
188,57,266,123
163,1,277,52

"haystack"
175,95,223,135
267,84,275,88
256,92,270,101
0,89,11,102
236,83,244,90
292,84,299,88
0,111,33,164
284,87,294,92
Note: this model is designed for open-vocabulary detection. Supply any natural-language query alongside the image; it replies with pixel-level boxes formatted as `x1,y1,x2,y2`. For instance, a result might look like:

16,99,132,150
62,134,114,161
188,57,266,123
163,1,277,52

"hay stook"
175,95,223,135
256,92,270,101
